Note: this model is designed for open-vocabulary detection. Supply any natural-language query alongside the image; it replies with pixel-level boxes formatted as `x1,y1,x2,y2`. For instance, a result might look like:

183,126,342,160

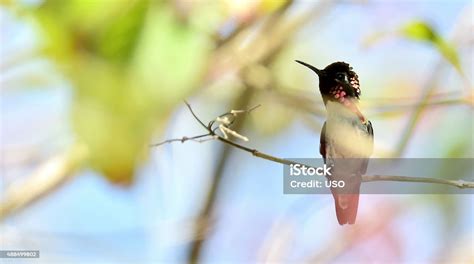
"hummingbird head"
295,60,361,104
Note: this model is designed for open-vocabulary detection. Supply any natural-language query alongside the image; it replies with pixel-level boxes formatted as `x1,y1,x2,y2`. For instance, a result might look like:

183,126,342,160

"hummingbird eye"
335,73,346,81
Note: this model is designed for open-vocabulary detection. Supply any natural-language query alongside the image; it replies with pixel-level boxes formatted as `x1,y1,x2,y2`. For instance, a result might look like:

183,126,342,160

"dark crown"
296,60,361,102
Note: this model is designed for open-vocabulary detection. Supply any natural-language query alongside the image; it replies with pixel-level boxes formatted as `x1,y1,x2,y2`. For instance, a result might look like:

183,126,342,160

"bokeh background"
1,0,473,263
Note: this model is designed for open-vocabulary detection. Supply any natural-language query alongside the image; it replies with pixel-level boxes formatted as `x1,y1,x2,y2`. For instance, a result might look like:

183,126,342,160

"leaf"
71,3,210,183
130,3,211,109
71,62,151,185
401,21,436,41
95,0,149,64
401,21,462,74
434,40,461,73
364,20,462,74
33,1,211,184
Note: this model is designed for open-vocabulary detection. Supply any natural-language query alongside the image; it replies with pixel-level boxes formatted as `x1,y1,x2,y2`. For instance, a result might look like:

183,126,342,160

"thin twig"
246,104,262,113
153,102,474,190
184,100,208,130
363,175,474,189
149,134,215,147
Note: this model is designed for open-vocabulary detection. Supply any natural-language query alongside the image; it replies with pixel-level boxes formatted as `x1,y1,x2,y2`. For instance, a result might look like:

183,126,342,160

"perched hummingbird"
296,60,374,225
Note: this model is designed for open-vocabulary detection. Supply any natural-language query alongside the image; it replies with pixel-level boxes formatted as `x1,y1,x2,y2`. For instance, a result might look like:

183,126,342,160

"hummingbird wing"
320,121,327,163
358,120,374,175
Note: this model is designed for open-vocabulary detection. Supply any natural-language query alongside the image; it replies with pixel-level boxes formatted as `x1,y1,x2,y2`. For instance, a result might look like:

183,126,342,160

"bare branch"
363,175,474,189
149,134,216,147
244,104,262,113
184,100,209,130
153,102,474,190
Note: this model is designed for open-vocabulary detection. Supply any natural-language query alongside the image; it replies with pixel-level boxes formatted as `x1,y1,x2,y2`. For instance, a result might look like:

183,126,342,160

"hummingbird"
296,60,374,225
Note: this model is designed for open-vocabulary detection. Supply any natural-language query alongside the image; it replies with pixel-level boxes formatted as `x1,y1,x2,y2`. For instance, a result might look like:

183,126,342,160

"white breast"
325,101,372,158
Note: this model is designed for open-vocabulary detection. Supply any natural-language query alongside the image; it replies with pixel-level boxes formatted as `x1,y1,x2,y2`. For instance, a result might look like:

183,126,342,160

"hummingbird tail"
333,193,360,225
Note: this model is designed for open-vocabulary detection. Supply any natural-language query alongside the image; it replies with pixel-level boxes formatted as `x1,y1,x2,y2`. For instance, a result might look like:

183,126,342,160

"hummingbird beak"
295,60,322,76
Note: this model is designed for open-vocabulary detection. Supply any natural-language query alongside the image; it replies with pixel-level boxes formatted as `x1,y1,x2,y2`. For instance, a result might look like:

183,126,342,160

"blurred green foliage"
364,20,461,75
401,21,461,74
31,0,215,183
22,0,290,184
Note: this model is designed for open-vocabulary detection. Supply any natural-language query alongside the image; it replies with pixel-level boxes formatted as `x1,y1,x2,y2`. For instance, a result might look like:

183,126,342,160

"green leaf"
130,3,211,109
401,21,462,74
95,0,149,64
34,1,211,184
434,40,461,73
401,21,436,41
